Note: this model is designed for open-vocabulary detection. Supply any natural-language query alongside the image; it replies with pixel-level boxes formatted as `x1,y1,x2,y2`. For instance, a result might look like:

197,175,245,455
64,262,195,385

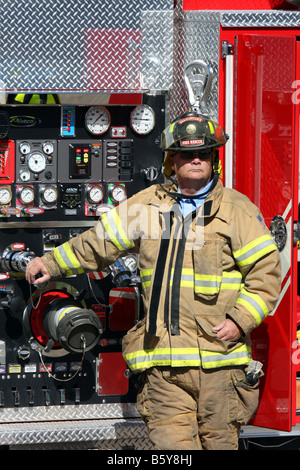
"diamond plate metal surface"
170,6,300,122
221,10,300,27
171,4,220,121
0,0,173,93
0,402,139,423
0,418,152,448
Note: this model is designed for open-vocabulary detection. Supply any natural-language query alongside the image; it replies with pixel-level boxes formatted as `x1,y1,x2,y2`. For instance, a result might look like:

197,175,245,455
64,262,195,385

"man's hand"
212,318,243,342
25,257,51,285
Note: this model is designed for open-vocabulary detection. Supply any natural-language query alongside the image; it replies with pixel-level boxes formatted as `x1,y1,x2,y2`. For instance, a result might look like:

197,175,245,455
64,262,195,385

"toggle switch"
59,388,66,405
74,387,80,404
0,390,4,407
27,387,34,406
12,387,20,406
42,387,50,406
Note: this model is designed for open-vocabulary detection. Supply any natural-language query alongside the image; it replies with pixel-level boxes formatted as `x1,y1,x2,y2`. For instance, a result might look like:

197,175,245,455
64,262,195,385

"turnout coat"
41,180,281,372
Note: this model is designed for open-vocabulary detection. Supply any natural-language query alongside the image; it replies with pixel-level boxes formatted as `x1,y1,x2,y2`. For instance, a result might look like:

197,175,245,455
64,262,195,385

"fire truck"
0,0,300,450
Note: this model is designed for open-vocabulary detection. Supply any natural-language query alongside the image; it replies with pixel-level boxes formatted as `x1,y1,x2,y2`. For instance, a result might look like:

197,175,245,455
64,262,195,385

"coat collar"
153,179,224,218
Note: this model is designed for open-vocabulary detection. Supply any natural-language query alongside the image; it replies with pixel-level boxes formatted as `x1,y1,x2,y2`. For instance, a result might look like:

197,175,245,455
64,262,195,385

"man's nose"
191,155,202,162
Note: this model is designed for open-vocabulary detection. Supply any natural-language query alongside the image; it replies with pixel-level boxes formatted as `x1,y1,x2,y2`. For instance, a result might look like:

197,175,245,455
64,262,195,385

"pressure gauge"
19,142,31,155
88,185,104,204
85,106,111,135
27,152,46,173
123,254,138,272
0,186,12,205
130,104,155,135
41,185,58,205
18,186,35,205
110,184,127,203
42,141,54,155
19,170,30,182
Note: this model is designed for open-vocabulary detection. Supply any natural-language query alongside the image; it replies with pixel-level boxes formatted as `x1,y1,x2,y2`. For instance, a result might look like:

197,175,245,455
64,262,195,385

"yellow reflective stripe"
201,345,252,369
140,268,153,288
124,347,201,371
53,243,84,276
179,268,194,288
208,120,214,134
221,271,243,290
101,208,134,251
124,345,252,371
148,268,243,292
194,273,222,294
237,289,269,325
233,235,277,267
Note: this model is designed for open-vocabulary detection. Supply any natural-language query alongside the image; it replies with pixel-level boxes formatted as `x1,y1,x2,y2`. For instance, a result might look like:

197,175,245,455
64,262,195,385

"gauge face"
111,184,127,203
42,141,54,155
27,152,46,173
0,186,12,205
88,185,103,204
19,142,31,155
123,254,138,272
130,104,155,135
19,170,30,182
19,186,35,205
41,185,58,205
85,106,111,135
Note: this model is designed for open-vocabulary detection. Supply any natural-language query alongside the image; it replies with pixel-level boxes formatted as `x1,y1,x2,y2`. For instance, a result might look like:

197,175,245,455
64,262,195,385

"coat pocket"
192,236,225,300
228,367,260,426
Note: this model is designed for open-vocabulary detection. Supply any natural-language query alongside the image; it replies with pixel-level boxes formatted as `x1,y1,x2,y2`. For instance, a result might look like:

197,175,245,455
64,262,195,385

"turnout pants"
136,366,259,450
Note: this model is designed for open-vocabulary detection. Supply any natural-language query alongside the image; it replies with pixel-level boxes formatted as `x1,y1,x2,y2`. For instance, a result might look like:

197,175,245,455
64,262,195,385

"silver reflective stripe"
103,210,133,250
237,291,268,323
195,278,221,290
54,244,83,274
221,276,242,285
234,235,277,267
124,348,202,370
140,273,152,288
201,347,252,368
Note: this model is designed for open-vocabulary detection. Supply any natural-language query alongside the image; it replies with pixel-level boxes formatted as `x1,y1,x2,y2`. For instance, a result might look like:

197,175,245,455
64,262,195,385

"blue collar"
177,179,213,217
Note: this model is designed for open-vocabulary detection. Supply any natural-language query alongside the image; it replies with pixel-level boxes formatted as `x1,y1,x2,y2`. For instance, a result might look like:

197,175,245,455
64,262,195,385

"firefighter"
25,113,281,450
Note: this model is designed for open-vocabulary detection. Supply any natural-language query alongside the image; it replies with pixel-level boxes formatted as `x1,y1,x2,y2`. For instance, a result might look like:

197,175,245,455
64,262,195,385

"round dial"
0,186,12,205
41,185,58,205
88,185,103,204
27,152,46,173
42,141,54,155
19,186,35,205
19,142,31,155
19,170,30,182
130,105,155,135
123,254,138,272
85,106,111,135
110,184,127,203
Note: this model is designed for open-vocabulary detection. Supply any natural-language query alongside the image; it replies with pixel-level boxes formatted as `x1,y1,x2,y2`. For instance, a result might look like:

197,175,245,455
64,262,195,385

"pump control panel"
0,94,165,420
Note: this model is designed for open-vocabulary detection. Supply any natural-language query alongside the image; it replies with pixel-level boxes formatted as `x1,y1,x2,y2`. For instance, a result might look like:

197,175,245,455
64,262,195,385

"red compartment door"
232,34,297,431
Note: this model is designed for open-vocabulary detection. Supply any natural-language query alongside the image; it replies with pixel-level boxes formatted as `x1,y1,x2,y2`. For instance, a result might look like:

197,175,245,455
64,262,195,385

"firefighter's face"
170,150,212,189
